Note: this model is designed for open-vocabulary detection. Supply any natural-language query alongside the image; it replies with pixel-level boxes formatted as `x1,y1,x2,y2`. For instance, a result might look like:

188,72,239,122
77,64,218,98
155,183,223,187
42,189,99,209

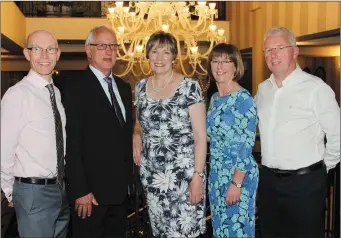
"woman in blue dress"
206,43,259,238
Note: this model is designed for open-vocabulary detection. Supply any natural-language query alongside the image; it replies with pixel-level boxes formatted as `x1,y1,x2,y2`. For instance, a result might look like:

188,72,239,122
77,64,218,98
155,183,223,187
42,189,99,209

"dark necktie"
103,77,125,127
46,84,64,186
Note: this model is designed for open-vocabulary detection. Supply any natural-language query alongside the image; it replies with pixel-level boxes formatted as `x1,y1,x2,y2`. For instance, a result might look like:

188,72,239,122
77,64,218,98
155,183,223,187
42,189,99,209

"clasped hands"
75,192,98,219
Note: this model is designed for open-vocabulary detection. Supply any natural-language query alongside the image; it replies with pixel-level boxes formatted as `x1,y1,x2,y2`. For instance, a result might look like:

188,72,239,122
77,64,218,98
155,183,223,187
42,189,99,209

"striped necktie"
46,84,64,186
103,77,125,127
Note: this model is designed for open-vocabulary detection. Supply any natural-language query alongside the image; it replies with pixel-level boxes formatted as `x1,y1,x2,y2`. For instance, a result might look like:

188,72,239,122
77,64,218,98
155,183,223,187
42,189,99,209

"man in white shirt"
1,30,69,237
255,26,340,238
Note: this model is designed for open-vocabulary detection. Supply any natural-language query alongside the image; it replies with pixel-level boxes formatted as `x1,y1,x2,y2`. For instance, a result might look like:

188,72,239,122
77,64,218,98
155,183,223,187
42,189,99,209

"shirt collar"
89,64,113,82
26,69,53,89
268,64,302,87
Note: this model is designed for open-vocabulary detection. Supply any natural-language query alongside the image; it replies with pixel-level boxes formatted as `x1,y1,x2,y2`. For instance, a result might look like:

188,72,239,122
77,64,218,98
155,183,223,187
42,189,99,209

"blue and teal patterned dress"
207,88,259,238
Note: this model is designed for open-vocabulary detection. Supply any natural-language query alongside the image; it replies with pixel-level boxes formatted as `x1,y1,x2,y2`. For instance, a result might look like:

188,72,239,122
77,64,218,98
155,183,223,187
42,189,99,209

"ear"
85,45,92,59
293,46,299,59
23,48,31,62
56,48,61,61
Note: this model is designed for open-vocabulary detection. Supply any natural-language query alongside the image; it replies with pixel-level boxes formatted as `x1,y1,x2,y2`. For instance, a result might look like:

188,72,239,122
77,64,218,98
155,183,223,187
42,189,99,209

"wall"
1,2,26,47
297,56,340,105
227,1,340,95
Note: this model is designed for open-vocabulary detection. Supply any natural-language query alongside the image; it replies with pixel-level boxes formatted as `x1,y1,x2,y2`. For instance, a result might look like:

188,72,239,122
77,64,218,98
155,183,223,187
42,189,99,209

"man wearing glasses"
1,30,69,237
255,26,340,238
60,25,133,237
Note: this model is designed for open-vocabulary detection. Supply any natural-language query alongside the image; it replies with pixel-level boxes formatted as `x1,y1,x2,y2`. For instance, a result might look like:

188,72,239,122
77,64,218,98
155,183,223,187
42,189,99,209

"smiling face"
148,43,174,76
23,30,60,81
210,54,236,84
264,32,299,80
85,28,117,76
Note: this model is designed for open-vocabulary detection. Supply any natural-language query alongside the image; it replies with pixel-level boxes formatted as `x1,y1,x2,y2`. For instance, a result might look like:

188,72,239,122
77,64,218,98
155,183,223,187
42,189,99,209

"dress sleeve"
234,93,258,172
187,79,205,107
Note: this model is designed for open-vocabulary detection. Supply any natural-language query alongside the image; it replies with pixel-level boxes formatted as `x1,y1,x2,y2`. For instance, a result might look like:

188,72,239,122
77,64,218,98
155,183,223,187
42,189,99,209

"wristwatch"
193,170,204,178
231,180,242,188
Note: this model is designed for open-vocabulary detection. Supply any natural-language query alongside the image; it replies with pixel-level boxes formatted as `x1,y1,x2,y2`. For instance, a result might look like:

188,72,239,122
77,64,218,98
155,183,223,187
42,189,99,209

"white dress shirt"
255,66,340,171
89,65,126,121
1,70,66,202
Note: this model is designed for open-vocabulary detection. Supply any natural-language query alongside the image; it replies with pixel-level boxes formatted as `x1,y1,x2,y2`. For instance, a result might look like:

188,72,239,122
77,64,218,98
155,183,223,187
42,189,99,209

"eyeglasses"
89,43,120,51
27,46,59,54
211,60,233,65
263,45,296,54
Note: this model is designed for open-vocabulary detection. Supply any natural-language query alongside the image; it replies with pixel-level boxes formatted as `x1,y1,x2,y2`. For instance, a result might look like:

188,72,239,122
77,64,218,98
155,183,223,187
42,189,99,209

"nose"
104,46,113,55
156,52,163,60
270,49,279,58
40,49,48,58
216,62,223,69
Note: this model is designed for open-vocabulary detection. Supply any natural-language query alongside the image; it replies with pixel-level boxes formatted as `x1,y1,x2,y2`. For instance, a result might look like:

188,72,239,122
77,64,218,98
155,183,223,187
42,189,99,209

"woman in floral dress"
133,31,207,237
206,43,259,238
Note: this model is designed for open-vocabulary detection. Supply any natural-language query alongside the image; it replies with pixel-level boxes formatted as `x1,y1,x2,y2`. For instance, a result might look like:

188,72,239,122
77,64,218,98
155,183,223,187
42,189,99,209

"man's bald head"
23,29,61,82
26,30,58,48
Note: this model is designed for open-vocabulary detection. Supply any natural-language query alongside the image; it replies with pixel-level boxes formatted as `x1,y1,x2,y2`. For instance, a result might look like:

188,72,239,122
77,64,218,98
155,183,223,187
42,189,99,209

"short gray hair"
85,25,116,45
264,26,296,45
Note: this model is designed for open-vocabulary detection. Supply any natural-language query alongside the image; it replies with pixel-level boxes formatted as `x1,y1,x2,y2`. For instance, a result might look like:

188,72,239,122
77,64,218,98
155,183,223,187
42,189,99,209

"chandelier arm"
115,61,134,78
139,57,152,76
132,65,143,77
197,62,208,75
179,59,197,78
201,40,216,58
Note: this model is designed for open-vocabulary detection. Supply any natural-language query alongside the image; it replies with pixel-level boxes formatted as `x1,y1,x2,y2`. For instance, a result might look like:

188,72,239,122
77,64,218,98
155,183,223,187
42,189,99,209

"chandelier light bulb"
209,25,217,32
118,26,125,33
217,29,225,36
209,3,216,9
136,45,144,53
115,1,123,7
108,7,115,14
190,46,198,54
197,1,206,7
161,24,169,32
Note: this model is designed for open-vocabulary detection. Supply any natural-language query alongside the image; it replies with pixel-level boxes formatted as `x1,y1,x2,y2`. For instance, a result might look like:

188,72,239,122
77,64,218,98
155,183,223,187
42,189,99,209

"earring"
172,60,175,64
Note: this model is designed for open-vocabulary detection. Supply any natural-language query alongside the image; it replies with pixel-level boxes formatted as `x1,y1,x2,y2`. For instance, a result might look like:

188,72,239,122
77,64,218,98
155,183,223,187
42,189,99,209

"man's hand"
75,192,98,219
189,174,204,205
8,201,14,207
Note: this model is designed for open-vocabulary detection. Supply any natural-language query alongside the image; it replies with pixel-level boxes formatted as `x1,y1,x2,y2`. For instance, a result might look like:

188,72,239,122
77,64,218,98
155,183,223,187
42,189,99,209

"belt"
15,177,57,185
263,160,325,178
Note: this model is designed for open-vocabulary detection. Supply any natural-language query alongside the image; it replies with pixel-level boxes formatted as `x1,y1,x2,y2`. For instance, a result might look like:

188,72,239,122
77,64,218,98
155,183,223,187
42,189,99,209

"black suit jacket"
59,67,133,206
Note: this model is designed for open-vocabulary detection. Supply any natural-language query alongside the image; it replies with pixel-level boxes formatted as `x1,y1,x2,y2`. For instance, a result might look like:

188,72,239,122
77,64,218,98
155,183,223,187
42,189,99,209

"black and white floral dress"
135,77,207,238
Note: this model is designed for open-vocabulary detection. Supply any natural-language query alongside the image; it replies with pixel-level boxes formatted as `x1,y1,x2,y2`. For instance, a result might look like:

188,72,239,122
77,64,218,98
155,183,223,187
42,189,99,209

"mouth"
271,60,281,65
39,62,51,66
215,71,226,75
153,63,166,67
103,58,113,63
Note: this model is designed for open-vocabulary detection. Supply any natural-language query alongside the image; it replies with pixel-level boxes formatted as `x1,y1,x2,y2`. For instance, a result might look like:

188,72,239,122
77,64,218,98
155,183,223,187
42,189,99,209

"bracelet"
193,171,204,177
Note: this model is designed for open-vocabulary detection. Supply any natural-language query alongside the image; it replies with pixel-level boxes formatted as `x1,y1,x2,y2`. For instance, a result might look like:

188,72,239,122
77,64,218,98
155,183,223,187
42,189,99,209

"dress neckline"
215,88,245,99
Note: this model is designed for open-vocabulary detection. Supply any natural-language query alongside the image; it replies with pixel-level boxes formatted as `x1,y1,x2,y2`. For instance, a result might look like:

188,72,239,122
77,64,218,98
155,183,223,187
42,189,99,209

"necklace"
151,71,174,92
220,84,233,96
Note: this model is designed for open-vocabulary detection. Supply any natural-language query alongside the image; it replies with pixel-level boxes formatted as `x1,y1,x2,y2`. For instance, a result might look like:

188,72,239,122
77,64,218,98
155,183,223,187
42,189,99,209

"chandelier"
107,1,226,77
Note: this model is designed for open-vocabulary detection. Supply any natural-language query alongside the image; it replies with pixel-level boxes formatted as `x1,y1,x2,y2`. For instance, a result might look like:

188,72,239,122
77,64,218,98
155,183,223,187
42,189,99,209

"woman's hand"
133,133,142,166
189,174,204,205
225,183,241,205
